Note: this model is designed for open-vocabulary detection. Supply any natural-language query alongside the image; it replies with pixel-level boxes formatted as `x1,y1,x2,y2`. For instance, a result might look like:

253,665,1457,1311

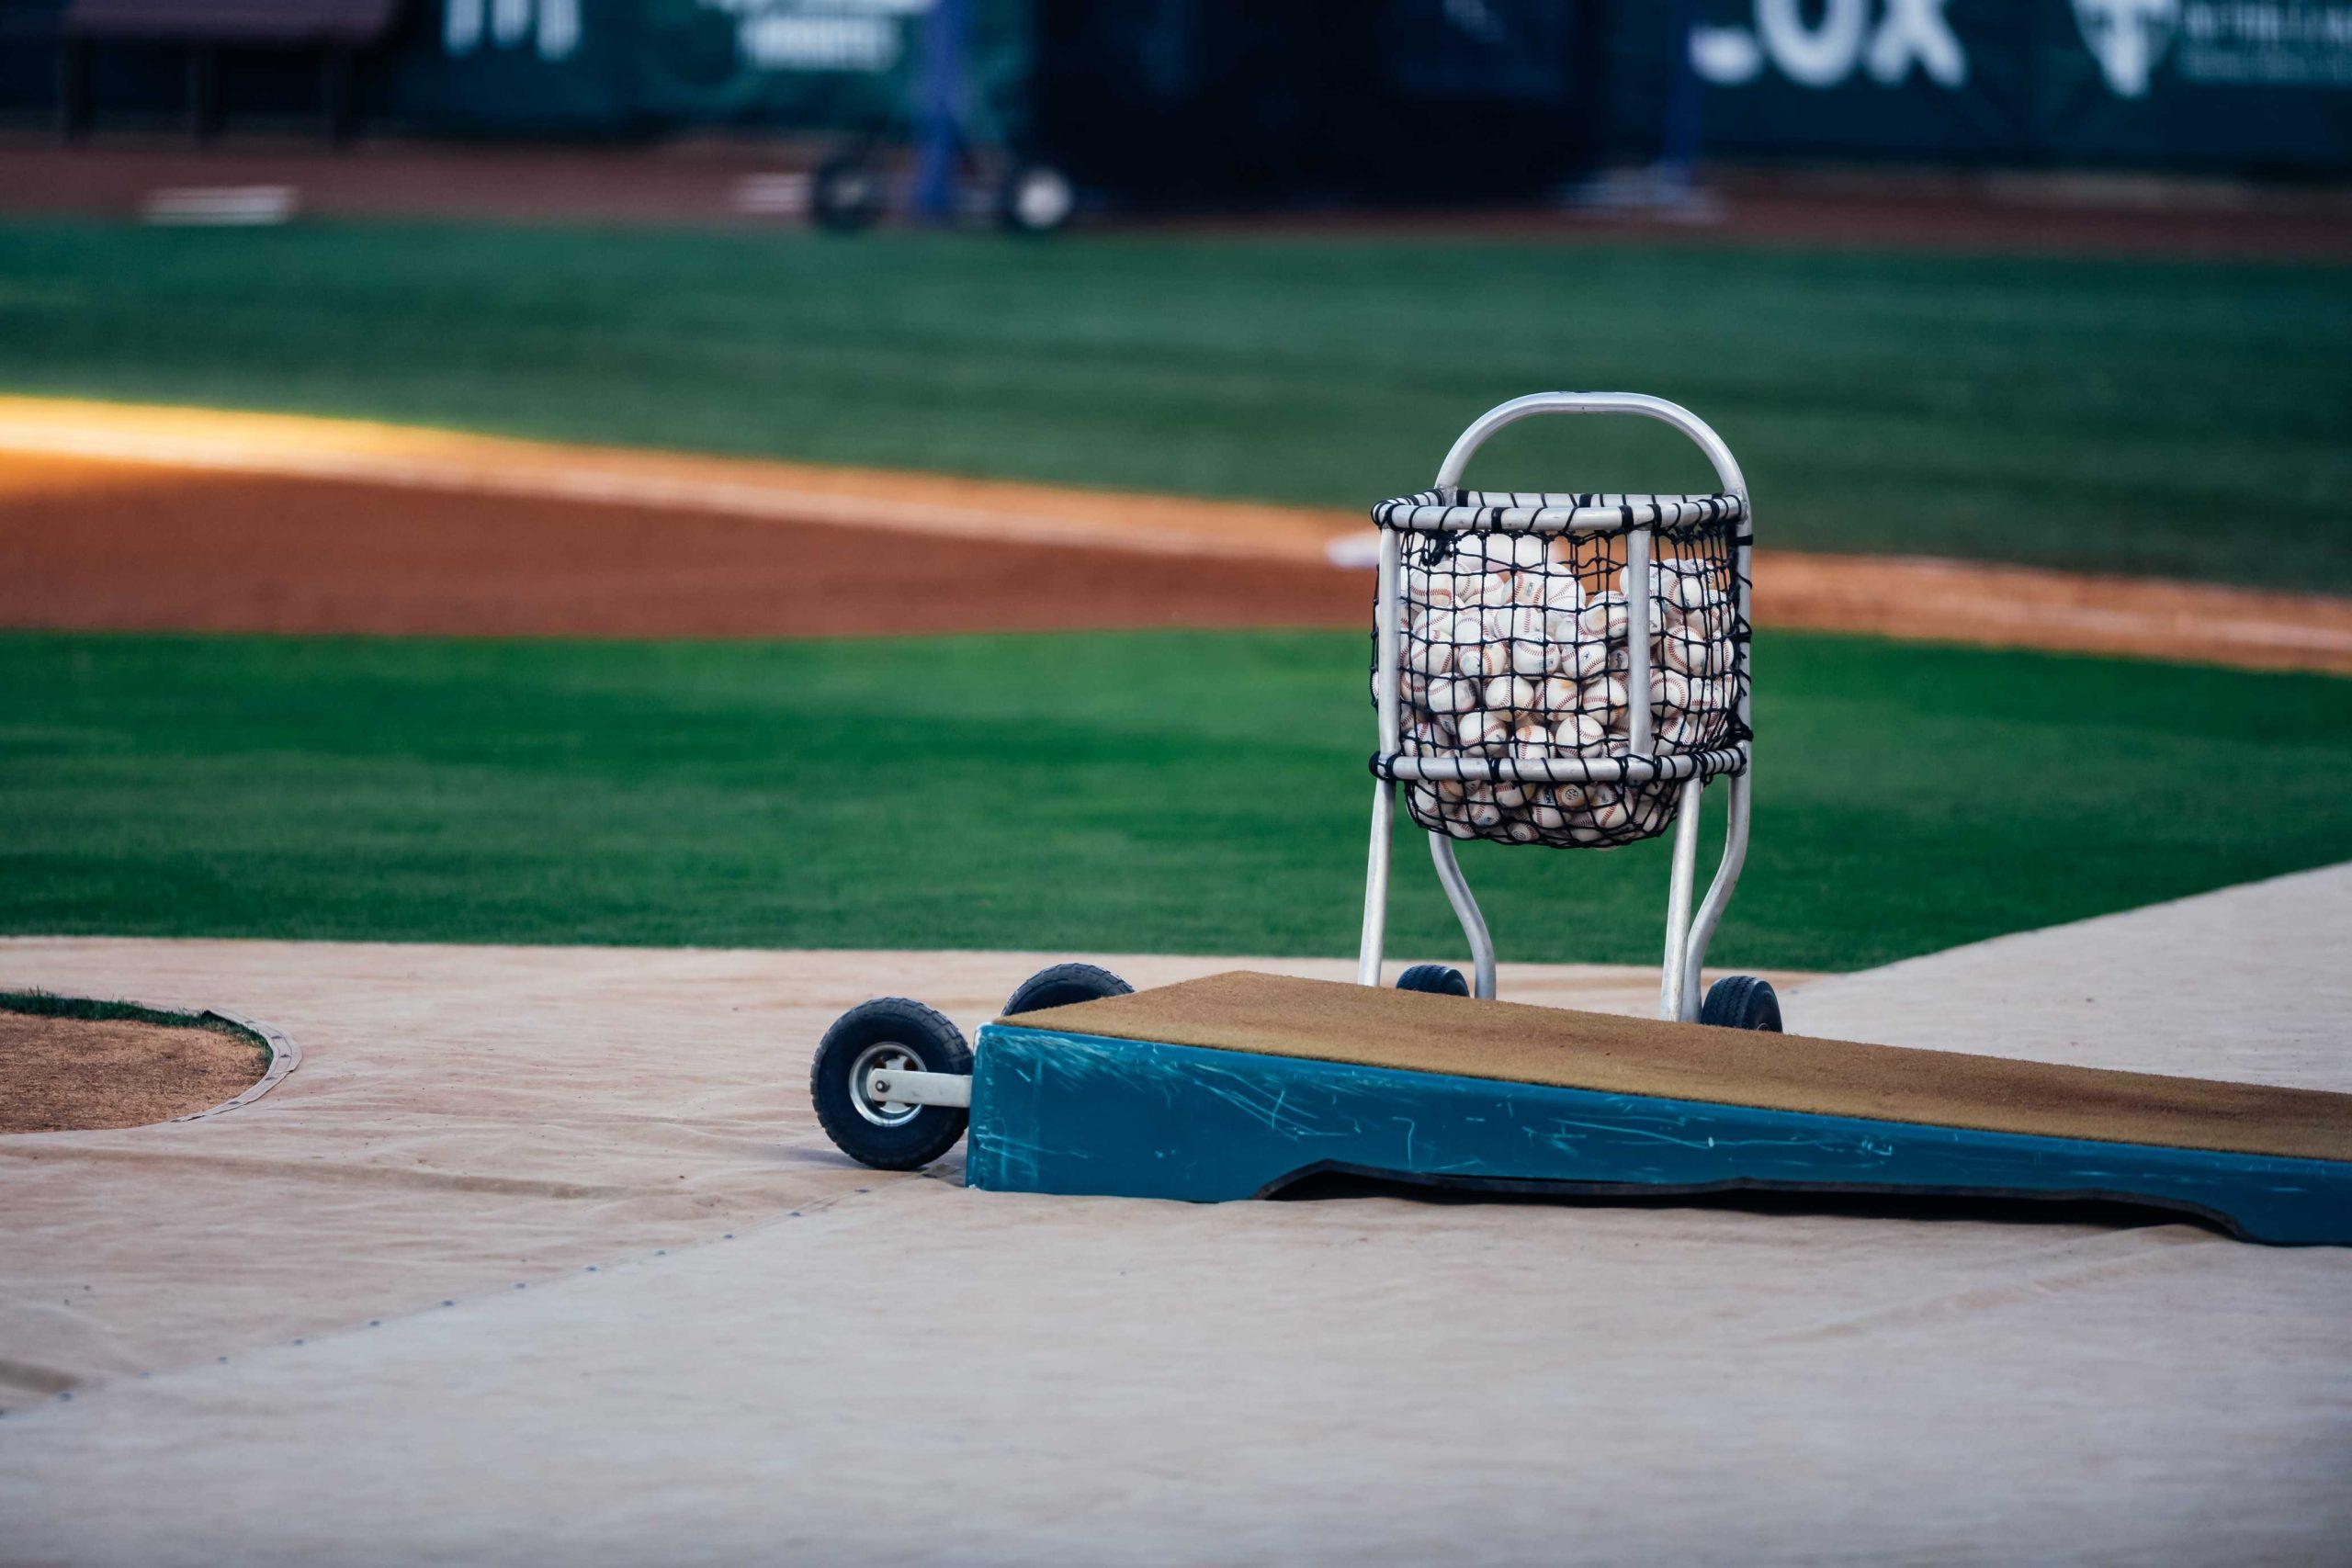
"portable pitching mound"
809,389,2352,1246
956,973,2352,1246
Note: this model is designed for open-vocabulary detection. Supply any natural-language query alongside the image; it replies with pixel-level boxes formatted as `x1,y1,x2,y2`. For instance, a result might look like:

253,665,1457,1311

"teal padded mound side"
966,974,2352,1246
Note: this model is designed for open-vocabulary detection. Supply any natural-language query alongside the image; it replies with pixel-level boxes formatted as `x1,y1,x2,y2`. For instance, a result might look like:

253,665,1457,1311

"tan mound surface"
1018,970,2352,1164
1,1009,266,1134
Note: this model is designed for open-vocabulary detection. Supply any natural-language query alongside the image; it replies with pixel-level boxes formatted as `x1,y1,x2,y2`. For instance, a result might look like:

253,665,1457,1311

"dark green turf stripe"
3,628,2347,969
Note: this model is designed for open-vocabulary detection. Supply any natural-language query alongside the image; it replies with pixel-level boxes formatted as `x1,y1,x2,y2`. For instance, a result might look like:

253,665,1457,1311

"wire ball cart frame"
1358,392,1762,1025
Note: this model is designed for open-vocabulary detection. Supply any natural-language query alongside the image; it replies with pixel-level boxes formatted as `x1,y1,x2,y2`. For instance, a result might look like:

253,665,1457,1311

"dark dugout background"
2,0,2346,187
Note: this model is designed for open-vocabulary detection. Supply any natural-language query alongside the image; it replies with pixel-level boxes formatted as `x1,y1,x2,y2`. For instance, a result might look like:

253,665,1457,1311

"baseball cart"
800,393,2352,1248
1358,389,1770,1027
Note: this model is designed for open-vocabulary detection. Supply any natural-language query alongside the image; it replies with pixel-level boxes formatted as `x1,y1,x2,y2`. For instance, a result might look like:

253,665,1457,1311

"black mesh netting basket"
1370,491,1751,850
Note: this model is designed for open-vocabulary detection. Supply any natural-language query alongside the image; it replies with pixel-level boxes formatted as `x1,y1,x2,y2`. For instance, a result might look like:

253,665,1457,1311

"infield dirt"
0,1007,266,1134
2,409,2348,671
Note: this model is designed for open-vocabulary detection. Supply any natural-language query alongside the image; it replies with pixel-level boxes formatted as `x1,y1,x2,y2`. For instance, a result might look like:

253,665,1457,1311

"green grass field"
6,629,2349,972
1,221,2347,590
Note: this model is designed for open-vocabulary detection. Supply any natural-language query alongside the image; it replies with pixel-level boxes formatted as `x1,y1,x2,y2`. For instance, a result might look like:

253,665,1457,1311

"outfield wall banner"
360,0,1031,136
2042,0,2352,166
7,0,2343,175
1677,0,2352,170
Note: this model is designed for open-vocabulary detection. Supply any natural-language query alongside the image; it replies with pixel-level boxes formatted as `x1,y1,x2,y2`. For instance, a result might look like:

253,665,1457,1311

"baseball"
1468,639,1513,680
1578,592,1629,641
1487,533,1548,570
1558,636,1607,679
1406,608,1453,673
1459,707,1514,752
1482,674,1536,714
1427,676,1477,716
1488,604,1544,642
1460,570,1519,610
1553,711,1607,752
1507,616,1553,677
1617,560,1676,603
1536,674,1580,713
1669,635,1730,677
1451,535,1504,570
1675,604,1723,642
1584,673,1631,720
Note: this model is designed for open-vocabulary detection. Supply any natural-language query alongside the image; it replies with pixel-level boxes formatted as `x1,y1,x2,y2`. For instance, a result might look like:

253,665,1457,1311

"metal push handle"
1358,392,1754,1021
1431,390,1748,497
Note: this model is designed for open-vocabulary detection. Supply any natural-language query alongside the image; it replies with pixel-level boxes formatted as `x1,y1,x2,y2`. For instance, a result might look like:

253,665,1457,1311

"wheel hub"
848,1041,924,1126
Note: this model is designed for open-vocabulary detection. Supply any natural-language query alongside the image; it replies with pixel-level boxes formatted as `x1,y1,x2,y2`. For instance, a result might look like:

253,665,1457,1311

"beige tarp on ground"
1,866,2347,1564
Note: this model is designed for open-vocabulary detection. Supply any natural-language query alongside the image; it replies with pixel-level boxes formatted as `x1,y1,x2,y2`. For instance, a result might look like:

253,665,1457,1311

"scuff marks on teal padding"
966,1026,2352,1246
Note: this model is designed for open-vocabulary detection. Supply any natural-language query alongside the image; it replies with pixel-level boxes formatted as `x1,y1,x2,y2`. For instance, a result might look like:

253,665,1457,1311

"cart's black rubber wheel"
1003,962,1132,1016
809,998,972,1169
809,156,884,233
1700,975,1782,1032
1396,964,1471,997
997,162,1076,234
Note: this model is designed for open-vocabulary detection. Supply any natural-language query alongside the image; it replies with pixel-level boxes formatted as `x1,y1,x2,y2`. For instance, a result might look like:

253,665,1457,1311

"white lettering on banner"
1698,0,2350,94
739,15,899,69
445,0,933,72
695,0,934,74
444,0,581,61
1689,24,1766,81
2075,0,2178,94
1756,0,1869,85
537,0,581,60
1693,0,1966,88
1867,0,1967,84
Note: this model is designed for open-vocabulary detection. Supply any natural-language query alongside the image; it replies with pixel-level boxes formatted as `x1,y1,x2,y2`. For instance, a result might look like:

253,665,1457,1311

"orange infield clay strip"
2,395,2347,671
